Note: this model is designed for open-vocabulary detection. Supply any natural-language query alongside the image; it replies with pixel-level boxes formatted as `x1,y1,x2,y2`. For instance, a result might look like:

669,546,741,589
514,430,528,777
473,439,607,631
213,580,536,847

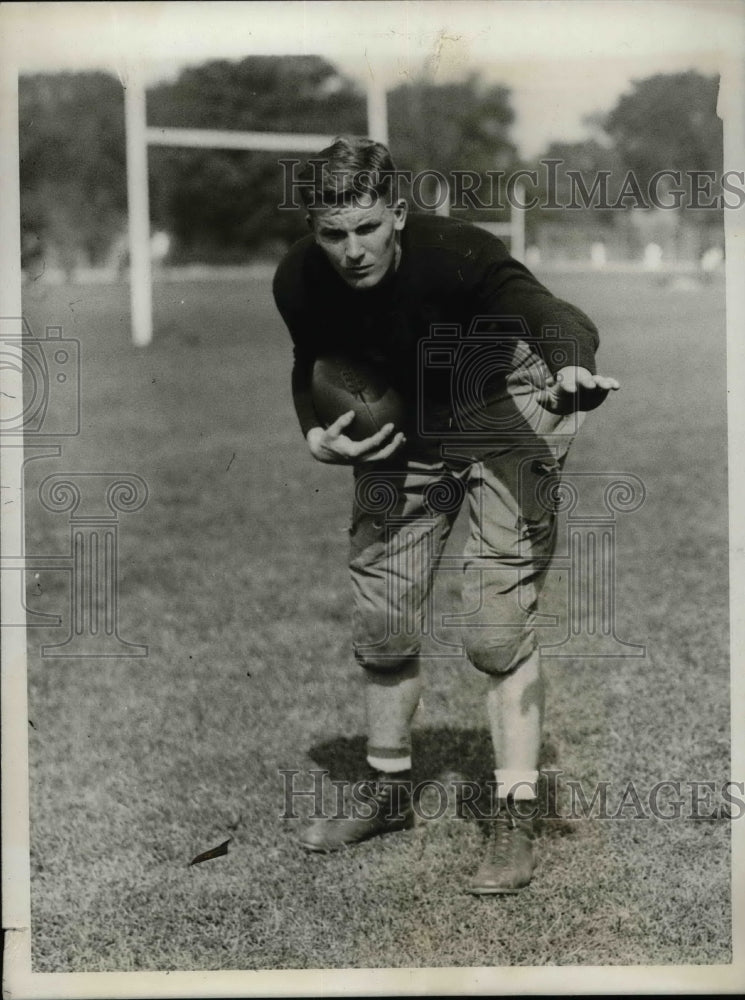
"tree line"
18,56,723,271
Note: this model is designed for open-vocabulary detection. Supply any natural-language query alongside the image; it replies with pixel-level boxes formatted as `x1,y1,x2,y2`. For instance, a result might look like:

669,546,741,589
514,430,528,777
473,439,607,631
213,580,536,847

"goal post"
123,62,344,347
123,62,523,346
123,63,153,347
123,62,389,347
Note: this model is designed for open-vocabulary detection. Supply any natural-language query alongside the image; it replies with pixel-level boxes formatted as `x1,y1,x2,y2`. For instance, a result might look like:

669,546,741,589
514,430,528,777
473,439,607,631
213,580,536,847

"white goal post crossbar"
123,62,524,346
146,127,336,152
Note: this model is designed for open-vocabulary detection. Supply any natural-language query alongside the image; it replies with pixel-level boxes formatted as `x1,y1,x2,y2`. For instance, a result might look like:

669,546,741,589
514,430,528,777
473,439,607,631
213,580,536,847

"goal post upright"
511,181,526,262
123,62,153,348
472,180,526,261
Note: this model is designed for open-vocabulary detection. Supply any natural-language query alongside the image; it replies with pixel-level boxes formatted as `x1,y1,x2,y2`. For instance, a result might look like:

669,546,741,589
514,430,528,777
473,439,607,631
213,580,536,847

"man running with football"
273,136,619,894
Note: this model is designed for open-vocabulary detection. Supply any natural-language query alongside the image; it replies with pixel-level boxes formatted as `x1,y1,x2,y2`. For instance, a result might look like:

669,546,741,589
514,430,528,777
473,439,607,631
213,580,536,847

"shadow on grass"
308,726,576,839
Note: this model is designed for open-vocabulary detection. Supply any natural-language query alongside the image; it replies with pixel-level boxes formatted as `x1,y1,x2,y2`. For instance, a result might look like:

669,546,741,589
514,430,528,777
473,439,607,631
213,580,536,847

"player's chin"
340,267,382,289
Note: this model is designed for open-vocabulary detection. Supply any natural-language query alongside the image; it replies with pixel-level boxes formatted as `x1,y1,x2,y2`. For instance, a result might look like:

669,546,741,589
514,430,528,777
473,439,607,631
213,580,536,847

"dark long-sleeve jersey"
272,212,599,437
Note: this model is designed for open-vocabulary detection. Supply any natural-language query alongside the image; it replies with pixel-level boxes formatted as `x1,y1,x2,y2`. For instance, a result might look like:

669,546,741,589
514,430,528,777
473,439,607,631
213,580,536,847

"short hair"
297,135,397,210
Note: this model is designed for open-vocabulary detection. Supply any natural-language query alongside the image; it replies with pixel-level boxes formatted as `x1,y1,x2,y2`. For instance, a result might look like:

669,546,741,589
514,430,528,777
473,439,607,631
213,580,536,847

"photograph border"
2,3,744,996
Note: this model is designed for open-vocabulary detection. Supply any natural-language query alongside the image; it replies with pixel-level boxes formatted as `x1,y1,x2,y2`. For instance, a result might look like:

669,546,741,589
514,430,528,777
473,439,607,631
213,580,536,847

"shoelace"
489,814,531,858
358,778,411,819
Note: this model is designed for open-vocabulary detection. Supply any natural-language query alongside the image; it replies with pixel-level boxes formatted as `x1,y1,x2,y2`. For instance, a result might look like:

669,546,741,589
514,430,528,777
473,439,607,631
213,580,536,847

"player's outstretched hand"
306,411,406,464
539,366,620,414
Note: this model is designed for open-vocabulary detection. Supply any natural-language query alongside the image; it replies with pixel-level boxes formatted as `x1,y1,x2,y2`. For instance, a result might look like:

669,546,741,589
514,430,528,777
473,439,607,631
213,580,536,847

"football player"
273,136,618,893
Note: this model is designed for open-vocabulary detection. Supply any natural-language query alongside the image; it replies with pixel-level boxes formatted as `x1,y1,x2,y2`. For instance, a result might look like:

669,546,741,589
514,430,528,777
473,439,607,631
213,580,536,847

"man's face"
308,194,408,290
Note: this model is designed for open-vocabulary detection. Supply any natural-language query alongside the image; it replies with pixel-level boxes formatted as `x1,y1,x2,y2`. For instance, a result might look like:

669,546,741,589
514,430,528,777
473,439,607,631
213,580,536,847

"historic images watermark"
35,472,149,657
278,158,745,212
0,316,148,656
279,769,745,823
0,318,80,438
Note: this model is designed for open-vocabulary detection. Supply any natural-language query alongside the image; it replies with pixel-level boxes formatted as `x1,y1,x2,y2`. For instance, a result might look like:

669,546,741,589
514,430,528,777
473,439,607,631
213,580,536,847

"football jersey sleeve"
468,239,599,375
273,248,323,437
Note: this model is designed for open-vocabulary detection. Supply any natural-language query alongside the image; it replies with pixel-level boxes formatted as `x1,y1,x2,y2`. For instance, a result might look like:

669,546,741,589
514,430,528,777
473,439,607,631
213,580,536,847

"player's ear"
305,213,313,230
392,199,408,231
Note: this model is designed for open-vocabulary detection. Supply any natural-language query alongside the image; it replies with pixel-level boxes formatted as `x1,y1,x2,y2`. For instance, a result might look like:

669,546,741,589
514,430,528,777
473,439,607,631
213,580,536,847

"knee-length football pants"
348,350,585,676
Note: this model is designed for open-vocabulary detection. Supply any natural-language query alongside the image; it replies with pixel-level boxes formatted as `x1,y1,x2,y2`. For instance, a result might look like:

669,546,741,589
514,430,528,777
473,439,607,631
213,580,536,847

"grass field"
21,268,731,971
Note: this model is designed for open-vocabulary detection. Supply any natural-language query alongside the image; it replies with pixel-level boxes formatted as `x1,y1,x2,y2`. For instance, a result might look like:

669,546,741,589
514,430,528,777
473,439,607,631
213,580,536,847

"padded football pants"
349,349,585,677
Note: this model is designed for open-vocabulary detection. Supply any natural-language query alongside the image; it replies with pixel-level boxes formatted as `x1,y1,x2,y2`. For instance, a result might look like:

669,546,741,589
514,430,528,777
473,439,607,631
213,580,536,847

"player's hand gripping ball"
311,355,407,442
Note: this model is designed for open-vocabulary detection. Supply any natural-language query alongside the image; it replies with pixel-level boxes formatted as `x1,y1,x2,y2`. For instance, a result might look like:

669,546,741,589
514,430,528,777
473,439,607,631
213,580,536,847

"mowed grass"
21,268,730,971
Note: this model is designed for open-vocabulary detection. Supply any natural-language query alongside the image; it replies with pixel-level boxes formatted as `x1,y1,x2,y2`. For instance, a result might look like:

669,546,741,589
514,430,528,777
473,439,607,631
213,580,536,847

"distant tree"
529,71,724,262
387,74,517,219
603,71,722,188
388,74,516,175
531,137,623,218
147,56,366,260
19,72,127,271
18,60,521,268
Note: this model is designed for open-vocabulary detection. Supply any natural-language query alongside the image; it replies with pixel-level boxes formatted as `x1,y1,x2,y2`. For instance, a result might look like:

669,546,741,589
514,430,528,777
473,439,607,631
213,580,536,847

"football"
311,355,407,442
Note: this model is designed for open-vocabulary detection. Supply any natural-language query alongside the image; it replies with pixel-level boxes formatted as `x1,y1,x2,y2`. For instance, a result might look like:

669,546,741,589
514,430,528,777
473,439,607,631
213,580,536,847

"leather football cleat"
298,774,414,853
466,813,536,895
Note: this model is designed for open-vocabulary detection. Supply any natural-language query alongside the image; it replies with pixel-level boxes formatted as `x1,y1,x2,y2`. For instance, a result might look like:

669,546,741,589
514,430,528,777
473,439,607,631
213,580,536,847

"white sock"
367,753,412,773
494,768,538,801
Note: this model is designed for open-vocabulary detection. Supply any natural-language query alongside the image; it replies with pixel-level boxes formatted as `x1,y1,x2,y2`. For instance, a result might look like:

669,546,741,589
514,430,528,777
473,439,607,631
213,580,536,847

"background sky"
2,0,741,155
